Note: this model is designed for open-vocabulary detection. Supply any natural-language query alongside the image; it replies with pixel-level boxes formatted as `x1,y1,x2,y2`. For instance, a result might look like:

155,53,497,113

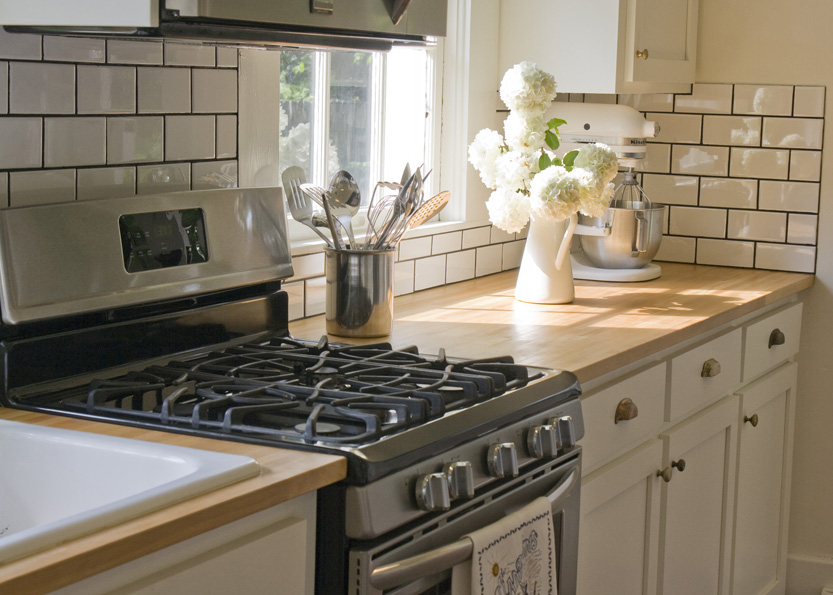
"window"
279,46,437,214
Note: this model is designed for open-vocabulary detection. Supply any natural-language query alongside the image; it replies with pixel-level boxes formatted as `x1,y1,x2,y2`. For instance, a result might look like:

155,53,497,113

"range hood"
1,0,447,51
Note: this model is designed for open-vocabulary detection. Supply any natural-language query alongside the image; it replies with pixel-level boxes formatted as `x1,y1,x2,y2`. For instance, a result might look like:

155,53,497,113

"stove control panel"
487,442,520,478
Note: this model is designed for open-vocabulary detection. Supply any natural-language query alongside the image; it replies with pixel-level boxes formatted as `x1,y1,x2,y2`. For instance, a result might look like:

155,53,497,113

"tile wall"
616,83,824,273
0,30,239,207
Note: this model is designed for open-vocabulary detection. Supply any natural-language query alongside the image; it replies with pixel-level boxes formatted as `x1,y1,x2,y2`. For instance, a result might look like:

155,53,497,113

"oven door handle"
369,466,579,591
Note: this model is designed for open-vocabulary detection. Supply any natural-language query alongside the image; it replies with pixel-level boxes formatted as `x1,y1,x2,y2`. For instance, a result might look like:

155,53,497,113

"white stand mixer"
546,102,664,282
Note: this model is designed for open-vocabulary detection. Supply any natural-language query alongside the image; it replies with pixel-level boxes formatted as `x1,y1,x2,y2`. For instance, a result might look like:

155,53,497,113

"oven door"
350,450,581,595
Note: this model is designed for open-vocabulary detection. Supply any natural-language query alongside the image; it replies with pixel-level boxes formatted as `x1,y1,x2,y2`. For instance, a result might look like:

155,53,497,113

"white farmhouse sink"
0,419,260,563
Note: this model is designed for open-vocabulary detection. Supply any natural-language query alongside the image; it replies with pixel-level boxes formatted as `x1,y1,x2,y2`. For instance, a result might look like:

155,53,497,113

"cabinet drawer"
743,303,802,382
581,363,666,472
669,329,741,421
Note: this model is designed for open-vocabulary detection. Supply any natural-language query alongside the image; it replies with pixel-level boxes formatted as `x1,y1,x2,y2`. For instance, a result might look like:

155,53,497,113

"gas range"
0,187,583,594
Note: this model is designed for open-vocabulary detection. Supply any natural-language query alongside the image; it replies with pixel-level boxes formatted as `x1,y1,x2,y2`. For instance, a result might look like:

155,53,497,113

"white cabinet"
732,363,797,595
52,492,317,595
577,299,802,595
497,0,698,94
0,1,158,27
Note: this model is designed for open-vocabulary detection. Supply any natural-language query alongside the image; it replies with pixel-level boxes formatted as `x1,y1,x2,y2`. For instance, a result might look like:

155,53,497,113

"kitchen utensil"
319,186,344,251
282,168,333,247
405,190,449,231
327,170,361,248
325,247,395,337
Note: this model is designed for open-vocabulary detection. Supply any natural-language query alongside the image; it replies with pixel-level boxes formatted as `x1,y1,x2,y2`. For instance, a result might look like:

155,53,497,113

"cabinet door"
732,363,797,595
659,395,739,595
0,1,158,26
625,0,698,85
578,440,663,595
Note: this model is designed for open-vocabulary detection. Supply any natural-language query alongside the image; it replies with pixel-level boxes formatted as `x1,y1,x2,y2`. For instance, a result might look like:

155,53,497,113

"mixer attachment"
611,168,652,209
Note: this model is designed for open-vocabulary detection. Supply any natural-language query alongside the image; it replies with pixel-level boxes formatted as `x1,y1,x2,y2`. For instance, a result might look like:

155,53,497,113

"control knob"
487,442,519,478
415,472,450,511
445,461,475,500
552,415,577,449
527,424,558,458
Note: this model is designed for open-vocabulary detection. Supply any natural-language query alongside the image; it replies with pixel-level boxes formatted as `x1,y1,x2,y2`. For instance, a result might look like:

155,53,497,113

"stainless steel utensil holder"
325,247,395,338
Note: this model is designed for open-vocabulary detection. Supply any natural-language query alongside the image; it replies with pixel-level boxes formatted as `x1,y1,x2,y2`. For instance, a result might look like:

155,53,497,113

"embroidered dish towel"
451,496,557,595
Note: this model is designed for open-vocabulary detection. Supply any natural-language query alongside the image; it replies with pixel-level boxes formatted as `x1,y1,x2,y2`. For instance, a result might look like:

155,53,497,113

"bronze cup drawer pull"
701,358,721,378
614,398,639,424
768,328,786,349
657,459,687,483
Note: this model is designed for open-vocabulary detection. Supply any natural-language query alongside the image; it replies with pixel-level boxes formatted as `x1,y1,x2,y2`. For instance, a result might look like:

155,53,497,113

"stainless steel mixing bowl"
577,202,666,269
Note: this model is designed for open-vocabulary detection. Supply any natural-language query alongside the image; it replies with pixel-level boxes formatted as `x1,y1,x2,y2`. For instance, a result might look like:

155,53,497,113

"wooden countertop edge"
0,410,347,594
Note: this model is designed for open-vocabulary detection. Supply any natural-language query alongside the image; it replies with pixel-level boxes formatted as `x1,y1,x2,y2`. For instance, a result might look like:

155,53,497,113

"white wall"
696,0,833,588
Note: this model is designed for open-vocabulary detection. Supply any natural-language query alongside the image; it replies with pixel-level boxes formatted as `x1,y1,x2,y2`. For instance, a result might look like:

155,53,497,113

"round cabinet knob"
415,472,450,512
744,413,759,427
614,398,639,424
636,48,650,60
672,458,686,472
487,443,519,478
769,328,786,349
657,459,686,483
445,461,475,500
701,358,721,378
527,424,558,459
553,415,577,449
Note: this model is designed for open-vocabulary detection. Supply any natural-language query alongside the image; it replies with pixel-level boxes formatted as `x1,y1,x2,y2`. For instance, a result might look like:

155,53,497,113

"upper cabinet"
0,1,158,27
498,0,698,95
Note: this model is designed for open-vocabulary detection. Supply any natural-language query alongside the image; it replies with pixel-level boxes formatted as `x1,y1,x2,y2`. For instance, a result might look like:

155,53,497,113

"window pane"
383,47,428,187
279,50,315,182
328,51,372,200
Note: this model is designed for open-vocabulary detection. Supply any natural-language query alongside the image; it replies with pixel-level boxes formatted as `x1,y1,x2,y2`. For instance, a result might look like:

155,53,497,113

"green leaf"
563,149,579,169
547,117,567,129
545,130,560,151
538,153,552,170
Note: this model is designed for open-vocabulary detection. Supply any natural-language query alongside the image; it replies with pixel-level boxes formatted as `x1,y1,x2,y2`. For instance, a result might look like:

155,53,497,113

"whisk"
610,168,653,209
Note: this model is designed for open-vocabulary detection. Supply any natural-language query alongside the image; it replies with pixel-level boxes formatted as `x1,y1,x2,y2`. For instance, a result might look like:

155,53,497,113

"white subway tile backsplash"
9,62,75,114
642,174,698,205
415,255,447,291
77,167,136,200
0,61,7,114
78,65,136,114
165,115,216,161
727,210,786,242
107,116,164,164
490,226,514,244
399,236,432,260
216,46,239,68
475,244,503,277
136,163,190,195
502,240,524,270
0,173,7,208
9,169,75,207
756,243,816,273
192,160,238,189
43,36,105,63
702,115,761,146
283,281,305,321
649,113,702,144
44,117,107,167
446,249,476,284
733,85,793,116
394,260,415,296
637,143,672,173
192,69,238,113
618,93,675,112
793,86,825,117
674,84,733,114
669,206,726,238
699,177,757,209
671,145,730,176
216,115,238,159
655,235,696,263
0,30,41,60
759,180,819,213
164,43,215,67
304,276,326,317
762,117,823,149
462,226,491,249
729,147,789,179
788,214,818,245
696,239,754,268
432,231,462,254
107,39,163,65
289,252,325,281
0,117,42,169
789,150,822,181
137,67,191,113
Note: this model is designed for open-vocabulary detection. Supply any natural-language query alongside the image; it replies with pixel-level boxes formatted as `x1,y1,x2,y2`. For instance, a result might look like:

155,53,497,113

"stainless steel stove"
0,188,583,594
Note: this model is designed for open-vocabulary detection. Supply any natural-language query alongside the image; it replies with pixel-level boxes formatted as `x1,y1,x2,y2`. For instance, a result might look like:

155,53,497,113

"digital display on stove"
119,208,208,273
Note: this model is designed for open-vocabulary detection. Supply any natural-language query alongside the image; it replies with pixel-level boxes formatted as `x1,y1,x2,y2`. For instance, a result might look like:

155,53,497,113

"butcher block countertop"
292,262,814,386
1,263,813,593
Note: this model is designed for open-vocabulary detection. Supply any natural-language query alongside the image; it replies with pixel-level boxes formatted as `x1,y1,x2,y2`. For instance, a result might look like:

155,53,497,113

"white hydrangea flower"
580,181,615,218
494,150,539,194
468,128,505,189
499,61,557,115
530,166,596,222
574,143,619,186
486,188,533,233
504,112,546,152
